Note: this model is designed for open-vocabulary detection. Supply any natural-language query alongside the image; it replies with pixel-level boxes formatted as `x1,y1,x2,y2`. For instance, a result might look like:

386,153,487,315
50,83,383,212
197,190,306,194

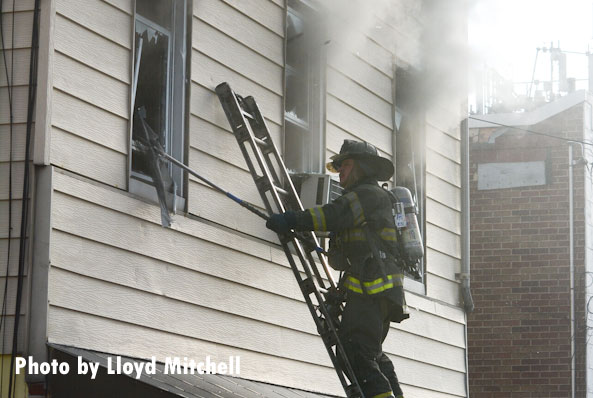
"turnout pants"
338,294,404,398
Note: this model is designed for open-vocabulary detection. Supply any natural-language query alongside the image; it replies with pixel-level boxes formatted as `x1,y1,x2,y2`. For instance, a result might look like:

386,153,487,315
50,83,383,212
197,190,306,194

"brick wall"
468,104,587,397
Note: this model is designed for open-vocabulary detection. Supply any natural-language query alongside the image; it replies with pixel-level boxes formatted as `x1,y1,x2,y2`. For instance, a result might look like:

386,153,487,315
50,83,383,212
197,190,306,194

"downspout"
461,118,474,313
568,144,577,398
460,118,474,398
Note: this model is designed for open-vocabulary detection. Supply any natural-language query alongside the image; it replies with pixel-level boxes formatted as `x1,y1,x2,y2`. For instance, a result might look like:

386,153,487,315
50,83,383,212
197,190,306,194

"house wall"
468,105,588,397
10,0,469,397
0,0,36,356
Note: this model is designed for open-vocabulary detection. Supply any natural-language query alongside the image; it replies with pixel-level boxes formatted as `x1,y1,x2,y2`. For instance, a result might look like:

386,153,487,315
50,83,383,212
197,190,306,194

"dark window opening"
284,0,325,174
131,0,187,199
395,68,426,282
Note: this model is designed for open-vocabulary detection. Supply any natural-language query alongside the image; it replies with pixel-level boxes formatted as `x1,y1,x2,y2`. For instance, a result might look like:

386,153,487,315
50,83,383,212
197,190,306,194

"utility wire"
0,0,16,395
8,1,40,397
469,116,593,147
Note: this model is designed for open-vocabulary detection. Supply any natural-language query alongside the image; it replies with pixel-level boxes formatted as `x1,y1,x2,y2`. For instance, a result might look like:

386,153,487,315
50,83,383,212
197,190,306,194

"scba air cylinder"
392,186,424,263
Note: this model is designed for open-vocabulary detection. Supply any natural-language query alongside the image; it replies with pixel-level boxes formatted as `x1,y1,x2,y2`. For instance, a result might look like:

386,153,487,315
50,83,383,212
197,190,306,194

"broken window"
284,0,325,173
395,68,426,283
131,0,188,201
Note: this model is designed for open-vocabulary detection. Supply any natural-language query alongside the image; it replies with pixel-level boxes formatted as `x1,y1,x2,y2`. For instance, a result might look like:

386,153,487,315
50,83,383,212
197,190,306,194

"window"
395,68,426,284
130,0,188,203
284,0,325,173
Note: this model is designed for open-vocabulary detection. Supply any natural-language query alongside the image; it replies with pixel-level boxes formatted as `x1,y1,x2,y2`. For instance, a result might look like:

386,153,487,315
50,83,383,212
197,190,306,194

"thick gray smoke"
319,0,471,124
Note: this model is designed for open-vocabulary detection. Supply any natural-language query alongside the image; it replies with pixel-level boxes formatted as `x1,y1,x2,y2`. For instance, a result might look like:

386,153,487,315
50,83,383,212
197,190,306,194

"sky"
469,0,593,100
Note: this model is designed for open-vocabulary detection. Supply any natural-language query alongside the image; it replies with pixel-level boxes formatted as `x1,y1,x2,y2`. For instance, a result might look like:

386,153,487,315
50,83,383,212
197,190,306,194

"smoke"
322,0,423,70
319,0,472,124
420,0,473,110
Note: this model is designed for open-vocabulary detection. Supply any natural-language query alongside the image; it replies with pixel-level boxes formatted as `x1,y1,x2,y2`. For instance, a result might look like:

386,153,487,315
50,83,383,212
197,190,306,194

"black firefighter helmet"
326,139,394,181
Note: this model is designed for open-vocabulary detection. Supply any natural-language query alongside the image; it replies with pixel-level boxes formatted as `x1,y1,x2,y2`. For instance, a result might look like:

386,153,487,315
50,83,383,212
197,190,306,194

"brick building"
468,91,592,397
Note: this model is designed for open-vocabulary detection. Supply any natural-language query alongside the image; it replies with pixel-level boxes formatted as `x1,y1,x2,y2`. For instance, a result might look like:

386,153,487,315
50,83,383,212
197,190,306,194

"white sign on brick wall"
477,161,546,190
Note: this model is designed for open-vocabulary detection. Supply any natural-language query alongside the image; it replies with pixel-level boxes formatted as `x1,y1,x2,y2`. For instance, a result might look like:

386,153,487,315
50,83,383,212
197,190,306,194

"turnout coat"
294,177,408,323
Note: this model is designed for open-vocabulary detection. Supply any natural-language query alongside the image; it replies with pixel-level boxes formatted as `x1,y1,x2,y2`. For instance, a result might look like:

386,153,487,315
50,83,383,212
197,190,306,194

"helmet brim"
326,153,394,181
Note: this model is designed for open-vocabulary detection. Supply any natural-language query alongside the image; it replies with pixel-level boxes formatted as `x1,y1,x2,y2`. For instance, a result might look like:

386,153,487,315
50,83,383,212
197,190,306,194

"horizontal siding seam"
54,4,132,50
426,215,461,235
193,16,283,68
427,221,462,241
426,170,461,189
328,64,393,107
191,49,282,98
426,269,461,285
54,48,130,87
102,0,133,16
97,0,129,17
188,148,249,177
49,235,300,308
51,165,126,194
220,0,285,39
405,290,466,324
326,121,392,160
52,87,129,122
427,247,461,264
48,303,333,368
365,34,394,62
375,14,422,35
353,51,392,79
48,267,465,372
426,120,462,141
55,11,131,52
427,194,461,213
427,146,461,167
407,297,466,326
52,124,127,156
387,351,467,375
327,95,393,136
401,383,466,398
49,264,315,334
388,325,465,350
50,172,289,267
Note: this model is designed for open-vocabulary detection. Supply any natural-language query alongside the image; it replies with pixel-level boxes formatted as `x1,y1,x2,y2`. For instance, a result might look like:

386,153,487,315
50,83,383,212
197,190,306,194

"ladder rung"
241,109,254,120
253,136,268,147
272,184,289,196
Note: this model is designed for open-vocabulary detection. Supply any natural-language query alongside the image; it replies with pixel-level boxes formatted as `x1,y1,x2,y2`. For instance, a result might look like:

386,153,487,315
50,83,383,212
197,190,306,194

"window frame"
394,68,427,294
129,0,189,210
284,0,326,174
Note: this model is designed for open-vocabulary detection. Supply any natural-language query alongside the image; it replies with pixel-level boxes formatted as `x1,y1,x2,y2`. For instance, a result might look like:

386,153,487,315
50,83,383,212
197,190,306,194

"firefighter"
266,139,407,398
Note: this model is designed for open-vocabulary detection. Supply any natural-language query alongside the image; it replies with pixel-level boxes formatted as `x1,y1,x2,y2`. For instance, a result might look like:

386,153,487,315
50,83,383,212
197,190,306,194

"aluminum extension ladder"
215,82,363,398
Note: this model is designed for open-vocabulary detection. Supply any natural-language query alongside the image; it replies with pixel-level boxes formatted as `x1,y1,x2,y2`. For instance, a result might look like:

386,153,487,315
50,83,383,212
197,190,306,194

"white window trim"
129,0,188,208
284,0,326,174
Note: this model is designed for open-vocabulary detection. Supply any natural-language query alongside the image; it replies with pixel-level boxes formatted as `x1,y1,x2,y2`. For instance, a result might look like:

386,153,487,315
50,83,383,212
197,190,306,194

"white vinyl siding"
29,0,470,396
424,103,464,308
48,169,467,395
50,0,131,189
188,0,283,239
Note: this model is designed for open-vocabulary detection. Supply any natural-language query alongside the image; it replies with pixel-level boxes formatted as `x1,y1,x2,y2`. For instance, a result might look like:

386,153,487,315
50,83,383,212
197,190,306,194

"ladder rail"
243,95,338,291
216,82,364,398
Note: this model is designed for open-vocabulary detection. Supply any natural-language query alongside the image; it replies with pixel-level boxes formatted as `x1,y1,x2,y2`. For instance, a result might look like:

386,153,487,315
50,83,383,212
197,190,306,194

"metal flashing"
48,344,336,398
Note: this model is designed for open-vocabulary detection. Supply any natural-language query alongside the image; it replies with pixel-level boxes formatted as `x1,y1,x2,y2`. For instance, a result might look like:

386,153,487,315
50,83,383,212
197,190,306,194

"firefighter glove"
266,212,297,234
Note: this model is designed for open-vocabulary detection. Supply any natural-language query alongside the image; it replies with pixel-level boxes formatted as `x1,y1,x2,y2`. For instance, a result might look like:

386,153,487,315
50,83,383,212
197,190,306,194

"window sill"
404,277,426,295
129,177,186,215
